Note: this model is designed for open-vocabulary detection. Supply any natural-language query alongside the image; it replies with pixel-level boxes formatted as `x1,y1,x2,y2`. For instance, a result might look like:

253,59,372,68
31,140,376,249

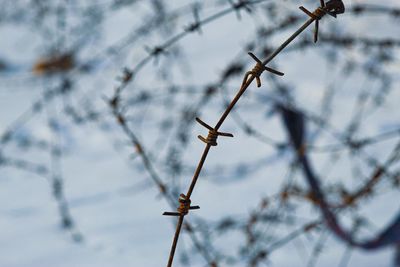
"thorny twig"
162,1,345,266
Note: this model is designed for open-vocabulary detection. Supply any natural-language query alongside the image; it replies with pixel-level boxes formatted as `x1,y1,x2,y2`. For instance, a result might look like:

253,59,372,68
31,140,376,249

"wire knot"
313,7,327,20
177,194,191,215
228,0,252,19
299,6,327,21
242,52,284,88
299,0,345,43
248,61,265,87
163,194,200,216
196,117,233,146
203,129,219,146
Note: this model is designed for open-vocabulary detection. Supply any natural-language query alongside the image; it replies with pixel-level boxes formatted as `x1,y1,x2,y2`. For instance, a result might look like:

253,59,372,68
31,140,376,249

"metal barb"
163,194,200,216
299,6,327,43
196,117,233,146
228,0,253,19
185,4,202,34
299,0,345,42
243,52,284,87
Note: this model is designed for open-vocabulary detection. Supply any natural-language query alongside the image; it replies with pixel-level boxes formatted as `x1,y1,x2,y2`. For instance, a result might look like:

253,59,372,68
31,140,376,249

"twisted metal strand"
163,1,345,266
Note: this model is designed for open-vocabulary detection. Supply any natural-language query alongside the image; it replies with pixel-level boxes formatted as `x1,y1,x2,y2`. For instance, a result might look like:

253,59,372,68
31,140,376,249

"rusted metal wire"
109,104,218,265
281,105,400,251
3,1,400,265
163,1,346,266
111,0,269,100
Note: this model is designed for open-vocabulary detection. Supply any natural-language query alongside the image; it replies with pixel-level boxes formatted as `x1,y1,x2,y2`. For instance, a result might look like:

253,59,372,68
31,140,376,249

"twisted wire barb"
163,1,345,266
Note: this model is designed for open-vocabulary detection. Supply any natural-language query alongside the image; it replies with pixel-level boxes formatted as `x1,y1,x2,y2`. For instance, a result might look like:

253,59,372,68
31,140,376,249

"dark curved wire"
279,105,400,252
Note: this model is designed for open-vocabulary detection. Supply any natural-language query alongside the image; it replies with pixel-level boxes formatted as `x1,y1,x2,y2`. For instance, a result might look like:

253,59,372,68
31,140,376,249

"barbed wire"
1,0,400,266
104,1,399,265
159,1,347,266
109,0,269,101
280,104,400,264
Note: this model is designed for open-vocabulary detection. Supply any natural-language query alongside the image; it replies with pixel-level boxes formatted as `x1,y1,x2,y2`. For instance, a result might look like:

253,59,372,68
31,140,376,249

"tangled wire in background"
0,0,399,266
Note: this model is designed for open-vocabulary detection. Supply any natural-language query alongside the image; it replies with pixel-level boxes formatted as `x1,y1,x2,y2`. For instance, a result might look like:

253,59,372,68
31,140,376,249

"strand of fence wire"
2,1,399,154
2,1,400,265
3,1,400,266
280,102,400,264
3,2,399,163
3,0,396,264
1,1,268,152
109,103,220,265
110,0,269,100
161,1,346,266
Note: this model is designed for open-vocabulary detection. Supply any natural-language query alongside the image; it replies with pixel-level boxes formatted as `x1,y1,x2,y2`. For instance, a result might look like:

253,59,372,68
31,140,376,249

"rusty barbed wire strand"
230,90,400,154
0,1,268,155
162,1,345,266
1,2,398,153
246,93,341,266
108,42,396,264
3,3,397,159
109,103,220,265
0,2,396,267
218,70,400,154
1,0,398,266
280,105,400,265
111,0,269,100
